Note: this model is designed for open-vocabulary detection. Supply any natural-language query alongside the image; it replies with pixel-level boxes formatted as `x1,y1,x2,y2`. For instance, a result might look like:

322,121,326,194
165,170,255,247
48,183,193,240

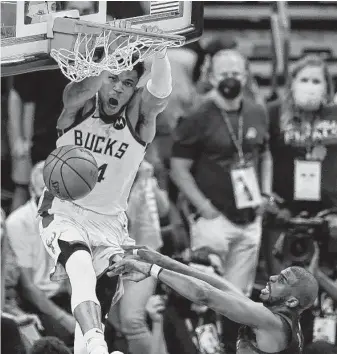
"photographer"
265,55,337,275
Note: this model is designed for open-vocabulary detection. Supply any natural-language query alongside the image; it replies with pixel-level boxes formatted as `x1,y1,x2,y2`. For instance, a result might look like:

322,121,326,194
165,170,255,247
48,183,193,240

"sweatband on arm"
146,51,172,99
150,264,163,279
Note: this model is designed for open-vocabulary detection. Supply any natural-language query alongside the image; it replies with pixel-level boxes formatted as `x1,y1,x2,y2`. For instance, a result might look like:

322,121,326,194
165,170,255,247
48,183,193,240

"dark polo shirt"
268,101,337,215
172,96,269,224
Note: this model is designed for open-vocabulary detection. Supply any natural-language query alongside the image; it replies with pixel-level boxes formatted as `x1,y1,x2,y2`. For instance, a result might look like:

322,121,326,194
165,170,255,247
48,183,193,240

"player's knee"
58,239,92,270
59,242,100,312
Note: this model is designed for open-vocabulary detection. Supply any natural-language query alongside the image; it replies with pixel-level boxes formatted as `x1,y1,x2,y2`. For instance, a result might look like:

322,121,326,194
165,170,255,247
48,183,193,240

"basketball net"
50,18,185,82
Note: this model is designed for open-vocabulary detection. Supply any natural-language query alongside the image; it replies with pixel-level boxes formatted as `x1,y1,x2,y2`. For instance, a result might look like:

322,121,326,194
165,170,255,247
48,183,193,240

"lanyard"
220,110,245,163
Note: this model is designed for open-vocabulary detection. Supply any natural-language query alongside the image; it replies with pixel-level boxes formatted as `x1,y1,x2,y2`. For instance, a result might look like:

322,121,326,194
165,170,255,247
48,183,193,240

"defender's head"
209,49,248,100
99,61,145,116
260,267,318,313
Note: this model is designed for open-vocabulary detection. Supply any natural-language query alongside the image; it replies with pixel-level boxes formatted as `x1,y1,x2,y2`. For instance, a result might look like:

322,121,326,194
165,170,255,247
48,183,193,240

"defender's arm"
158,269,282,330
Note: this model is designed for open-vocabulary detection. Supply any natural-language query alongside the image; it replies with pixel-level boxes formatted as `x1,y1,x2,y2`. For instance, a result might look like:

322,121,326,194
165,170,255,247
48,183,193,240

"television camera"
273,208,337,268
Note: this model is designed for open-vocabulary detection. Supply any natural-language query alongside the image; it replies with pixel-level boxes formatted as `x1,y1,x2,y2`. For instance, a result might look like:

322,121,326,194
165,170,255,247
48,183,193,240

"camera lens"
290,238,310,258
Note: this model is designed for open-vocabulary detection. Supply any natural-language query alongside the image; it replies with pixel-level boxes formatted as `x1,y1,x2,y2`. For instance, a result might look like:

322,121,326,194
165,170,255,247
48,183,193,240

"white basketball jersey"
52,99,146,215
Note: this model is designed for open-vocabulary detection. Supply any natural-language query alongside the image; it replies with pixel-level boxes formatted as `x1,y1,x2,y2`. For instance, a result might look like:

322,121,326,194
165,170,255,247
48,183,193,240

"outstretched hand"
122,244,152,256
122,245,161,261
107,258,152,282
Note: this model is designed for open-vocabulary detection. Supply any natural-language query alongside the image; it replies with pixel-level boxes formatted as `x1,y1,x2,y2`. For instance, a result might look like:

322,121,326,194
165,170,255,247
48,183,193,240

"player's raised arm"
57,73,106,131
138,48,173,143
110,258,283,331
122,246,243,296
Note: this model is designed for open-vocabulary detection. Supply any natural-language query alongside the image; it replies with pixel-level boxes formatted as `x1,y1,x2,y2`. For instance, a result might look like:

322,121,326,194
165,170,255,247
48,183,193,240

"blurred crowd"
2,2,337,354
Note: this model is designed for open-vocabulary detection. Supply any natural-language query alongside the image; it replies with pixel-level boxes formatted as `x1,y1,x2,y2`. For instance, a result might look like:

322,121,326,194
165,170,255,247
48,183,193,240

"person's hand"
199,200,221,220
122,244,160,262
15,314,44,331
257,195,278,216
276,208,292,222
307,242,320,276
326,214,337,229
108,259,152,282
145,295,166,323
59,313,76,334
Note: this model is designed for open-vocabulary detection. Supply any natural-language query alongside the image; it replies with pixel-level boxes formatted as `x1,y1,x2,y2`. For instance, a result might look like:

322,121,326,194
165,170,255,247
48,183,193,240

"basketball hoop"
49,17,185,82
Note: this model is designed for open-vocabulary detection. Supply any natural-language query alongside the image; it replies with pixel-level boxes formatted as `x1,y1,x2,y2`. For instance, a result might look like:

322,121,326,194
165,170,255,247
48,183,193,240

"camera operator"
265,55,337,275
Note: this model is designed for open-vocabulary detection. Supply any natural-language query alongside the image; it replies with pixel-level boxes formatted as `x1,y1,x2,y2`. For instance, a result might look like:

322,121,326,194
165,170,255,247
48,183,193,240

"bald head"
212,50,246,69
289,266,318,311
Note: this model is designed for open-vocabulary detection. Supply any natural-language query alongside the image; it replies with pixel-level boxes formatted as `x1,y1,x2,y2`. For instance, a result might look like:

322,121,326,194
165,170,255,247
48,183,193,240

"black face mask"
218,77,242,100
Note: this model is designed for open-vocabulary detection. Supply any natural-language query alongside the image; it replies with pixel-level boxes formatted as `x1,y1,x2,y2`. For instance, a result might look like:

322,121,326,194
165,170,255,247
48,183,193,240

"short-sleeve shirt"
6,200,67,298
172,96,269,222
268,101,337,214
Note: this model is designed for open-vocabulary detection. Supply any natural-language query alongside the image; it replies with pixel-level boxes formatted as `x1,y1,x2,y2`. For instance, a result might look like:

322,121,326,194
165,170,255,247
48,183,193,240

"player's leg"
40,216,109,354
58,239,108,354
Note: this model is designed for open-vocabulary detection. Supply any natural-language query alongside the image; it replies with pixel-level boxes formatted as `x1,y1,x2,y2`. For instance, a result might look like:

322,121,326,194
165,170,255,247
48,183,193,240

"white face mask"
291,66,326,111
293,82,325,111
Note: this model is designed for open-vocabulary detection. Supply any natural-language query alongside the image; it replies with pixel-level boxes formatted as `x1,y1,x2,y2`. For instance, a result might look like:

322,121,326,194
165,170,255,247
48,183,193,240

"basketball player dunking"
37,22,172,354
110,246,319,354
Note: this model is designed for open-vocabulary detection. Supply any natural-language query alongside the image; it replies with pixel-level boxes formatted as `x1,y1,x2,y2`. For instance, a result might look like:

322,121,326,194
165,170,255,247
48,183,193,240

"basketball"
43,145,99,201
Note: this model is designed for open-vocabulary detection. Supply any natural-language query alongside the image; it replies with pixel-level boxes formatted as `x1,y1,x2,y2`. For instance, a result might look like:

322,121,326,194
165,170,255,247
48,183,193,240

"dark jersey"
236,308,303,354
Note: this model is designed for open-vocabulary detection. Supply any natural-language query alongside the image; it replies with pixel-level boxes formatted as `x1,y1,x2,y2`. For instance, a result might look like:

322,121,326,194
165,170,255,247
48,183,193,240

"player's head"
29,161,46,202
30,337,72,354
99,61,145,116
260,266,318,313
209,49,248,100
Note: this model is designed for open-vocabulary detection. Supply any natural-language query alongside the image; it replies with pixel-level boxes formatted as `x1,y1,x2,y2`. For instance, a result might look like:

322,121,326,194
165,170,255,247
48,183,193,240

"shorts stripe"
38,190,55,228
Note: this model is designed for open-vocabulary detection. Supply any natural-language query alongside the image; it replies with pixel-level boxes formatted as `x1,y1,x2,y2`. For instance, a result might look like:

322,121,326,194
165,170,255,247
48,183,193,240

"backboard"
1,1,204,77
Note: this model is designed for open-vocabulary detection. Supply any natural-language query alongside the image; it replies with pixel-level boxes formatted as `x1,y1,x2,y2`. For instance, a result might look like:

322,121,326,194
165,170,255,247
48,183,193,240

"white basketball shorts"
38,201,135,282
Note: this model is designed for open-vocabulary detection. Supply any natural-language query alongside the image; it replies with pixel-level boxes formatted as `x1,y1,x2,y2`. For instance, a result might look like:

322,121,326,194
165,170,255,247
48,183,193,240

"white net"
50,28,185,82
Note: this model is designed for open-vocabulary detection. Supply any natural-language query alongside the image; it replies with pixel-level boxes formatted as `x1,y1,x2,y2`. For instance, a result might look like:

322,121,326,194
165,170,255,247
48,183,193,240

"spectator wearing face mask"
195,38,264,107
6,162,75,347
267,55,337,235
171,49,273,297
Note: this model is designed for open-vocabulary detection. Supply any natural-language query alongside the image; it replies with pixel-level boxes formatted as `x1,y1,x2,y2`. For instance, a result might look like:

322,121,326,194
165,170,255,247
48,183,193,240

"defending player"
110,246,319,353
38,21,172,354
